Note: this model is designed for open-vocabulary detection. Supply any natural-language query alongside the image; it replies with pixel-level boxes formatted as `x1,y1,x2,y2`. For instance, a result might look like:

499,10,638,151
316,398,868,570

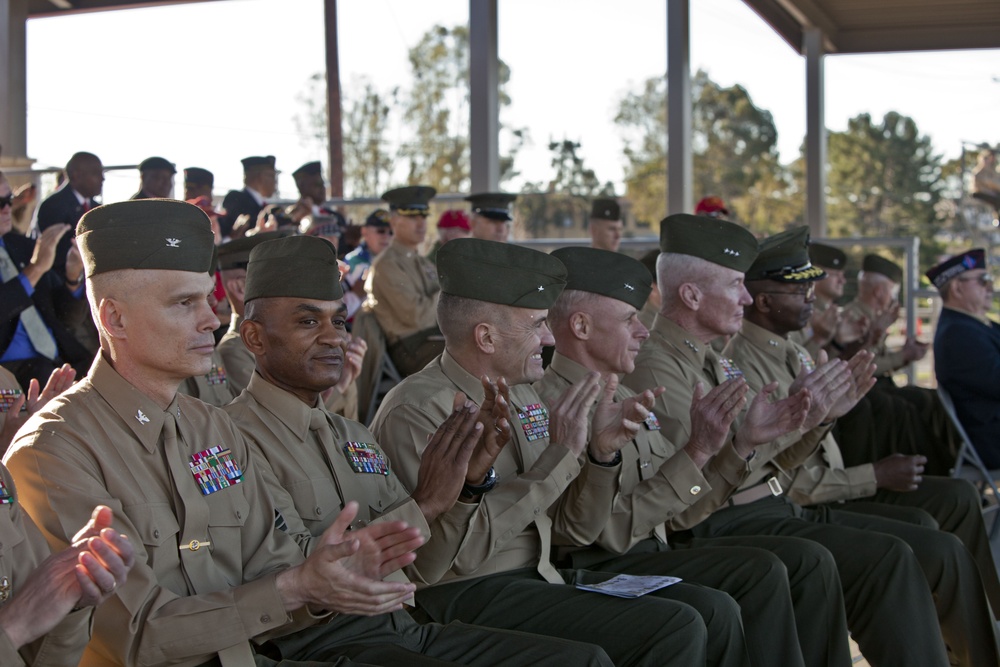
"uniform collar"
439,349,487,402
385,239,415,259
650,313,708,370
88,353,178,454
548,351,591,385
245,371,316,442
735,319,788,362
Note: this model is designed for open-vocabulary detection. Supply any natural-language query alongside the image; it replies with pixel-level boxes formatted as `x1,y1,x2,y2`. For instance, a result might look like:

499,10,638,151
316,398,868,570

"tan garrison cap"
809,243,847,270
552,247,651,310
217,230,296,271
659,213,758,272
244,235,343,303
590,198,621,221
77,199,215,277
862,254,903,283
438,238,566,309
746,227,826,283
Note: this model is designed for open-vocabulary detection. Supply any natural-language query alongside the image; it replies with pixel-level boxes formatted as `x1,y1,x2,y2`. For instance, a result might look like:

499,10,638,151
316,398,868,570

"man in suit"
0,172,91,390
33,151,103,274
932,248,1000,467
220,156,277,240
129,156,175,200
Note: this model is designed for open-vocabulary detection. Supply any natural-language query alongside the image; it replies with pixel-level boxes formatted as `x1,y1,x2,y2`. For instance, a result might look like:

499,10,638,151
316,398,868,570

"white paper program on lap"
576,574,682,599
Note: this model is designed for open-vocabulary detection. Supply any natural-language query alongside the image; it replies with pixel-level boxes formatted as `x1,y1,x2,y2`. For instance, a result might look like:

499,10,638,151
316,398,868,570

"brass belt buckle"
767,477,783,496
180,539,211,552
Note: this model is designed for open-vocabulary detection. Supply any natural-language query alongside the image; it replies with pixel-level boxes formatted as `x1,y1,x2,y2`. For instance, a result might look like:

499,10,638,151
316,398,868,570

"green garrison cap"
552,247,651,310
382,186,436,216
217,230,296,271
862,254,903,283
809,243,847,270
465,192,517,221
438,238,566,309
244,235,344,303
183,167,213,187
77,199,215,277
590,198,621,221
659,213,758,272
746,227,826,283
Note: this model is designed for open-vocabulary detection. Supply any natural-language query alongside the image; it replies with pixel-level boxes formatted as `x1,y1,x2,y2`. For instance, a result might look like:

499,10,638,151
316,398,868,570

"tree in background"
342,77,396,197
517,139,615,238
614,69,793,234
824,111,945,265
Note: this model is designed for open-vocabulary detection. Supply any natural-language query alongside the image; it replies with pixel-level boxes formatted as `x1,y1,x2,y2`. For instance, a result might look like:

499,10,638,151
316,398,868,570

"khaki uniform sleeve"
549,457,621,546
373,402,580,583
599,447,710,553
0,629,26,667
6,434,314,667
367,253,438,342
782,459,877,506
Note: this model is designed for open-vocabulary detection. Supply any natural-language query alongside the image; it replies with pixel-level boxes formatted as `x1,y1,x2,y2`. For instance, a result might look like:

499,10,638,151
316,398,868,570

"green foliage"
342,77,396,198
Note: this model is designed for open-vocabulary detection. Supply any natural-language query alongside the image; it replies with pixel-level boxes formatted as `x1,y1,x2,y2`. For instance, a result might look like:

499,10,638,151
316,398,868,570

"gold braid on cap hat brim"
762,263,826,282
394,207,429,216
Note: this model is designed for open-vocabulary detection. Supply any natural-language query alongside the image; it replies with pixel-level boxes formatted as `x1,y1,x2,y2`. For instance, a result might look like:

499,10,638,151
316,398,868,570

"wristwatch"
461,467,498,497
587,450,622,467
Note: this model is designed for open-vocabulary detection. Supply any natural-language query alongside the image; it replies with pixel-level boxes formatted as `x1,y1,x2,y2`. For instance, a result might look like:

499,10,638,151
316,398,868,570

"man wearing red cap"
694,196,729,219
427,210,471,263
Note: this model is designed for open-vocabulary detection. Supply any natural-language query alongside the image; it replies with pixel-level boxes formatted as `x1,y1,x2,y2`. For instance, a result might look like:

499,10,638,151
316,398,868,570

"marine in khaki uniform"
727,227,1000,667
224,234,612,667
465,192,516,242
840,255,956,475
5,199,433,666
588,198,624,252
373,238,748,667
536,246,852,667
364,186,444,376
622,214,953,667
216,231,361,418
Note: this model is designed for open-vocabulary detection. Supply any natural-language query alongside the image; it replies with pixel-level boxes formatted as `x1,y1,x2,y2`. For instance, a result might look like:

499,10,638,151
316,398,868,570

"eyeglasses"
760,283,816,299
958,273,993,287
0,195,13,209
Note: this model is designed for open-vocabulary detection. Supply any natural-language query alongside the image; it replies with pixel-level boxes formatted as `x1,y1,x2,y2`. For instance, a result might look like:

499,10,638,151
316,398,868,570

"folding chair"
938,386,1000,537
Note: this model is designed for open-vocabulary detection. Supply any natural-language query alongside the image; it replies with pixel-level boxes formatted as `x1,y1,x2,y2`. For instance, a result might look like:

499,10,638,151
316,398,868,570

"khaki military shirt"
535,353,710,549
725,320,876,506
370,350,619,586
842,300,904,376
622,315,756,526
177,348,238,408
364,241,440,344
223,373,429,553
0,368,20,450
0,464,92,666
4,354,317,667
217,314,255,395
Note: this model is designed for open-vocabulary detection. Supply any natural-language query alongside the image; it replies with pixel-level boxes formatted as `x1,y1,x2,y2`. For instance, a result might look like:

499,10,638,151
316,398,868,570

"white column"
666,0,692,216
469,0,499,192
804,27,827,236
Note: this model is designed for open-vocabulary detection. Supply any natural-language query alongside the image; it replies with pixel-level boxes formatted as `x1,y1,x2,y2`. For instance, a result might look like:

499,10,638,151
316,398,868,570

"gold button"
690,485,702,495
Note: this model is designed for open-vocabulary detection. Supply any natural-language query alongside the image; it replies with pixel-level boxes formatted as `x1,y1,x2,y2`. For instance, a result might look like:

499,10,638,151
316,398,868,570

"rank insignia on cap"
719,358,744,381
166,238,181,248
0,478,14,505
205,365,227,386
624,283,635,291
724,248,739,256
343,442,390,476
189,446,244,495
136,409,150,425
537,285,545,292
797,351,816,374
516,403,550,441
0,389,23,414
643,411,661,431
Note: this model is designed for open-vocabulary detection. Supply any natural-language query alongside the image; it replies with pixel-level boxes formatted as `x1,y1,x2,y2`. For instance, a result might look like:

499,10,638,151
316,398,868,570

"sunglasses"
0,195,13,209
958,273,993,287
